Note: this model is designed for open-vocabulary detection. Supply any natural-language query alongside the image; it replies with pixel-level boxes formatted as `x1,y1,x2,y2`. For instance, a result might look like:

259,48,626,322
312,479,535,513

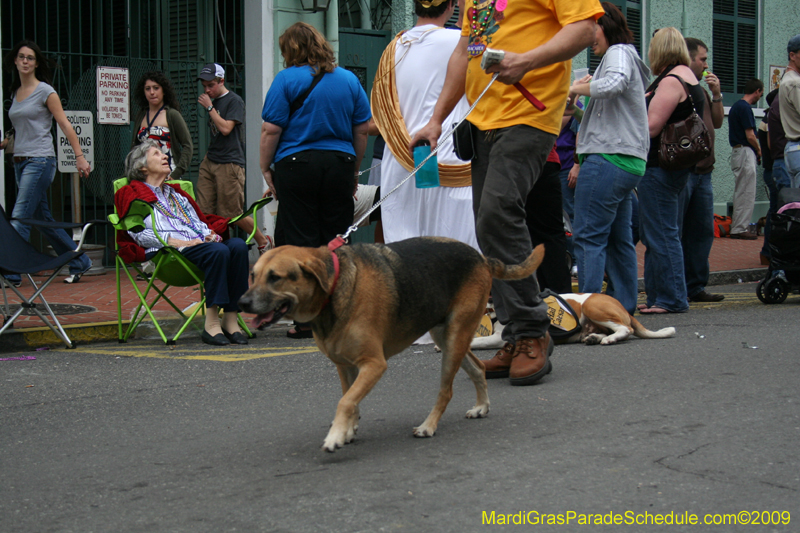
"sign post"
56,111,94,239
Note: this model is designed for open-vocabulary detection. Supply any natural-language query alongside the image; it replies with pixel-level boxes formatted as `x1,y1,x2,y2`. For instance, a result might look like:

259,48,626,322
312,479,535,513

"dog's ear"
300,257,333,294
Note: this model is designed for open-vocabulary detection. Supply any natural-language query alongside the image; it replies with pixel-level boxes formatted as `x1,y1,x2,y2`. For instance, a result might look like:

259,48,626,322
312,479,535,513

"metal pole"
71,172,82,241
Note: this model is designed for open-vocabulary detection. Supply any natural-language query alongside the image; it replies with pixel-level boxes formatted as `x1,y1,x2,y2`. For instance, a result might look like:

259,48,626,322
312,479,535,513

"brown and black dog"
238,237,544,452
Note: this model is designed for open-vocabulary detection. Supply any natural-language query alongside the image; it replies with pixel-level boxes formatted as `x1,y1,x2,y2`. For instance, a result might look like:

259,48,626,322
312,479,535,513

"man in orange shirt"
412,0,603,386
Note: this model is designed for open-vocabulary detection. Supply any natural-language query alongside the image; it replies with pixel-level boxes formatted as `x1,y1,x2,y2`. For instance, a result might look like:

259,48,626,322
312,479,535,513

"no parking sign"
56,111,94,173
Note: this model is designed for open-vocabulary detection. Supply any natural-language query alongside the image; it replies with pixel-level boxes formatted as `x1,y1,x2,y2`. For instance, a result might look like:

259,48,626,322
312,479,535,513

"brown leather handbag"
658,75,711,171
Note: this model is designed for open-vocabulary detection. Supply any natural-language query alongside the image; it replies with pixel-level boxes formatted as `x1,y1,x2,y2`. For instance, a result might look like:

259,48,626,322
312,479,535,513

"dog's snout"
238,293,254,313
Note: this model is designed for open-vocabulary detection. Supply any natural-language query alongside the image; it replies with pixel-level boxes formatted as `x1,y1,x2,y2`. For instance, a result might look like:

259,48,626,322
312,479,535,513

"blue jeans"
639,166,690,312
7,157,90,283
678,172,714,298
559,166,575,260
785,141,800,188
762,159,792,256
573,155,641,314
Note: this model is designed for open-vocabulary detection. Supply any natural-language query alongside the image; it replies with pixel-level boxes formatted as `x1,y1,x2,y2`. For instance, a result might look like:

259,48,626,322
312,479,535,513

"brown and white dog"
471,293,676,349
238,237,544,452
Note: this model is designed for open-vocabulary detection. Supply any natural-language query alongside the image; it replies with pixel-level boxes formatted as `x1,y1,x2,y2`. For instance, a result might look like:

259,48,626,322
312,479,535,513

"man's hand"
198,94,212,109
486,51,531,85
705,72,721,99
409,121,443,154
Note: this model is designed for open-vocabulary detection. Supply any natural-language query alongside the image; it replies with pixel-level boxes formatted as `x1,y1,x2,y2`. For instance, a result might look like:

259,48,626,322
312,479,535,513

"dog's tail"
487,244,545,280
630,317,676,339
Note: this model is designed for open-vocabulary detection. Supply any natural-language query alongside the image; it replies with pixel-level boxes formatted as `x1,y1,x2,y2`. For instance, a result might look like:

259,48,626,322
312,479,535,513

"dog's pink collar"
321,236,345,310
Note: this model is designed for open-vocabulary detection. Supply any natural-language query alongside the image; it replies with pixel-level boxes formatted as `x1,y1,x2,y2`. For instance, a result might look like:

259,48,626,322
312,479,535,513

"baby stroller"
757,188,800,304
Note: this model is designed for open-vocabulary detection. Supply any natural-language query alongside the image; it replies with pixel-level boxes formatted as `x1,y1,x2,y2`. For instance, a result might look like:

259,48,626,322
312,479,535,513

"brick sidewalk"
2,235,767,332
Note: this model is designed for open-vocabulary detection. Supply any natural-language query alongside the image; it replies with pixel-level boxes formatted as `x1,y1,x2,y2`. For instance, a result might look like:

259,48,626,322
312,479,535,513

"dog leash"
340,73,500,243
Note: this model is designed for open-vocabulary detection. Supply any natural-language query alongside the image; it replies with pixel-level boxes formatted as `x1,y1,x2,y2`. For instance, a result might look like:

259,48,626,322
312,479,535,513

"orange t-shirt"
461,0,604,134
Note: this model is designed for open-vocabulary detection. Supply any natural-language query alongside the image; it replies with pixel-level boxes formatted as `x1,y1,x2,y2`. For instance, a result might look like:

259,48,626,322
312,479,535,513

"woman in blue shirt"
259,22,371,338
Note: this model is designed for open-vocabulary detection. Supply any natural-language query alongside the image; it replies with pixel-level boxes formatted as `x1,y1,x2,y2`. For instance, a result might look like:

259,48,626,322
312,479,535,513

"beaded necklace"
470,0,496,38
152,187,205,241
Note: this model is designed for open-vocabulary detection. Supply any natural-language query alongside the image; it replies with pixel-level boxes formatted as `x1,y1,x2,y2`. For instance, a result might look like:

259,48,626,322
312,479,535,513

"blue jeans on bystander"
573,155,641,314
678,172,714,299
762,158,792,257
639,166,690,312
785,141,800,188
6,157,91,284
559,166,575,261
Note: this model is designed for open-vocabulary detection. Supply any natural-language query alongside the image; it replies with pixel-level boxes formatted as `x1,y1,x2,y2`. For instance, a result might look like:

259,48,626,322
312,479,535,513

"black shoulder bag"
289,70,326,118
654,74,711,171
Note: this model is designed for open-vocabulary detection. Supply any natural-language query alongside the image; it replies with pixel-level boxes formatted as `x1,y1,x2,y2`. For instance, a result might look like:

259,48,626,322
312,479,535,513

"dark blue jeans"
762,159,791,257
559,166,575,261
573,155,641,314
639,166,690,312
7,157,91,283
678,172,714,298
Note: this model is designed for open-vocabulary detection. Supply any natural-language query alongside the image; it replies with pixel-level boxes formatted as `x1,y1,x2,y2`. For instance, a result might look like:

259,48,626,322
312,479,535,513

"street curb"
636,268,767,292
0,321,121,353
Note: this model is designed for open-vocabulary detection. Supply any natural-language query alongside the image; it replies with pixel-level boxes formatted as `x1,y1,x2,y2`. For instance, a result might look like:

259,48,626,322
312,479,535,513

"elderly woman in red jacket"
115,140,249,346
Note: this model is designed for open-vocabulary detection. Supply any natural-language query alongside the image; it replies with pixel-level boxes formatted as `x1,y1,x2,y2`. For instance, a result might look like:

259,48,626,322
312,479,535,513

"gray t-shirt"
8,82,57,157
207,90,245,166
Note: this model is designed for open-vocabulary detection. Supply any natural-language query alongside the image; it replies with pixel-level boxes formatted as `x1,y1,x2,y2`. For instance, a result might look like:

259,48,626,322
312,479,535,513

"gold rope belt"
371,32,471,188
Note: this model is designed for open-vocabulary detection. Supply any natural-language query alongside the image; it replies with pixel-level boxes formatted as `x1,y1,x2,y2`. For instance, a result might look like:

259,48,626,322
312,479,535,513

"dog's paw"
600,336,617,345
322,429,348,452
321,437,342,453
412,425,436,438
583,334,603,345
466,405,489,419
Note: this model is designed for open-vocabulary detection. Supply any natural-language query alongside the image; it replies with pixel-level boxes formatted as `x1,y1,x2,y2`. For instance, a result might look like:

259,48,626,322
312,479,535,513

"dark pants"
471,124,555,342
274,150,355,248
149,238,249,312
526,161,571,294
678,172,715,298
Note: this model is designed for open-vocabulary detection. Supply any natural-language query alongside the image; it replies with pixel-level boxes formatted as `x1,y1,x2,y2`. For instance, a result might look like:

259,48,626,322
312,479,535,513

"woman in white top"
0,40,92,285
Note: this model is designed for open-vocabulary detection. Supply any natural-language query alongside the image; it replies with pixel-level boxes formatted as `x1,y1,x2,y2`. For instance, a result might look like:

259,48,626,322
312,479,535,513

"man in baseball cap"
197,62,226,81
196,63,271,251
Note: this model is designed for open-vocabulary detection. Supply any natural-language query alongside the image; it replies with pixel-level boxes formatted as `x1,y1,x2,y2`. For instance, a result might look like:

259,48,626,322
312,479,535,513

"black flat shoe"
222,329,249,344
201,330,231,346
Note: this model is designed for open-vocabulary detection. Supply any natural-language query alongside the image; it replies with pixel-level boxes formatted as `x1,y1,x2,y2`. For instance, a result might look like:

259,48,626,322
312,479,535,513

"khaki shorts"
197,157,245,217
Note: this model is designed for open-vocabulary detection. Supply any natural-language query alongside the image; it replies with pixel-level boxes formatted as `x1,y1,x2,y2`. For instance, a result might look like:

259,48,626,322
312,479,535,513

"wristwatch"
206,105,214,112
712,94,723,103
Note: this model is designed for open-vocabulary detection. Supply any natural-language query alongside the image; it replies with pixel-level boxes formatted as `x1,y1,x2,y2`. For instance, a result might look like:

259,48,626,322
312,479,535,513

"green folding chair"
108,177,271,345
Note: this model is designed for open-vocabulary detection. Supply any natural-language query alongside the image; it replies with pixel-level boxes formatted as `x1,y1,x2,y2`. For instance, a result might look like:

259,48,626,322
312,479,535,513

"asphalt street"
1,282,799,533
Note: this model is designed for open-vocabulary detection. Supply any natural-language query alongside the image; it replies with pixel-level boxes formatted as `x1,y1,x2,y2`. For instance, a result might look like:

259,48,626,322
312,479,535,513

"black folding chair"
0,204,102,349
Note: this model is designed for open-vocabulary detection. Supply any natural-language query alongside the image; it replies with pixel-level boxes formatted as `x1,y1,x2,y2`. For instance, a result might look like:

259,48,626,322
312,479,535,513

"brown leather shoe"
482,342,515,379
509,333,554,386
